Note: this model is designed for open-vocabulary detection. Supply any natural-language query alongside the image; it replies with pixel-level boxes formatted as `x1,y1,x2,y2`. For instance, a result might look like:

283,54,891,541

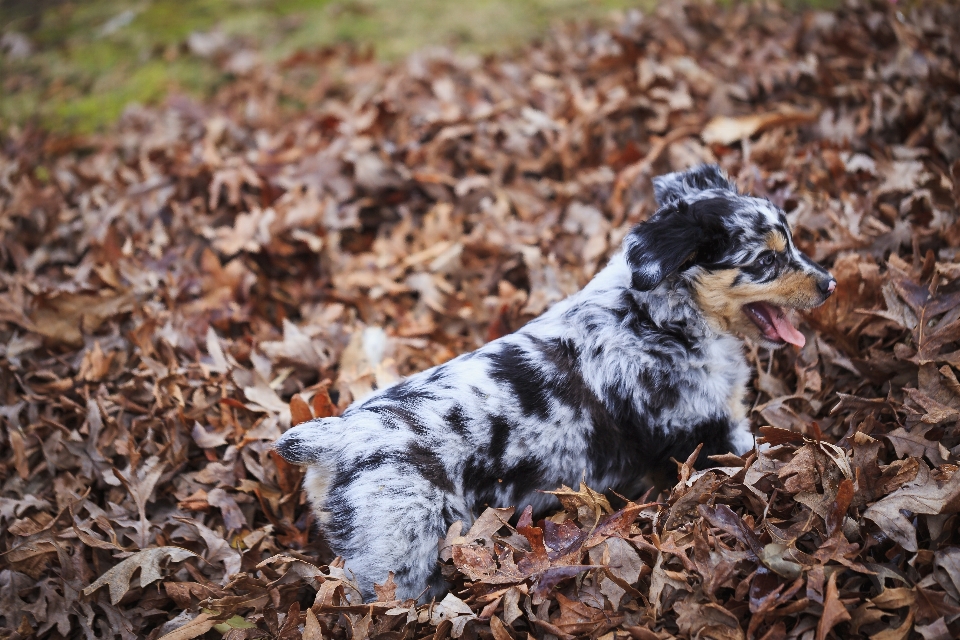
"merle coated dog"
275,164,836,601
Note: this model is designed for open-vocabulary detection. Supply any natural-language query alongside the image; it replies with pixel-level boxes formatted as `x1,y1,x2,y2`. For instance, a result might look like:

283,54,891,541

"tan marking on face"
765,271,824,309
765,232,787,252
690,266,825,340
691,269,759,335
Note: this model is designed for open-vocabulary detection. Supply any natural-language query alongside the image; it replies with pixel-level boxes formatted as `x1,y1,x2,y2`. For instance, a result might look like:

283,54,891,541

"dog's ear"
653,164,737,206
624,199,731,291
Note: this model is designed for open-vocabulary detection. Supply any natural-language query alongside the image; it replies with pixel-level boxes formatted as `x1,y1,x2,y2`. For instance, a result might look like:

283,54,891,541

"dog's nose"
819,278,836,297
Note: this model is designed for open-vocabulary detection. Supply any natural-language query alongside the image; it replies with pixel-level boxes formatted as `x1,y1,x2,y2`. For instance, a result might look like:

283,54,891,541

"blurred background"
1,0,833,135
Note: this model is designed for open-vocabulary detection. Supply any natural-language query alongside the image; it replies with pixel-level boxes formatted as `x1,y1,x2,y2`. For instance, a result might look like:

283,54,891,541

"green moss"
47,59,222,133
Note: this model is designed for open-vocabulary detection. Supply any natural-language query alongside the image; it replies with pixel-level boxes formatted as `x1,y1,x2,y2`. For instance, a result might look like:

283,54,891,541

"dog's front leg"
727,418,756,457
650,416,754,481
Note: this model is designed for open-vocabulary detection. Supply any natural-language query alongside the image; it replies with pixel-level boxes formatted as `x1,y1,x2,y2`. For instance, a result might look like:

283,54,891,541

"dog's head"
624,164,835,349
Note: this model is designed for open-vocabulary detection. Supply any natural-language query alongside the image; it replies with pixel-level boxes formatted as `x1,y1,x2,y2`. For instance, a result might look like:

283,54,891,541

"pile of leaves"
2,0,960,638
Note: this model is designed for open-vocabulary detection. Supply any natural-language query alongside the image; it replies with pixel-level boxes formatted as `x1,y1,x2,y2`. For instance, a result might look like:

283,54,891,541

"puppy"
275,164,836,601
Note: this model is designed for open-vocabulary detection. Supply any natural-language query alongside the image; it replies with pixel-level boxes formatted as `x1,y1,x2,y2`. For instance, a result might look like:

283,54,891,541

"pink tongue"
763,303,805,348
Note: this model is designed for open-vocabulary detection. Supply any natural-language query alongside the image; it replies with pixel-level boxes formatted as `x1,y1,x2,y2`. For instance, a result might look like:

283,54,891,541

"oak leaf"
816,571,851,640
83,547,198,605
863,470,960,551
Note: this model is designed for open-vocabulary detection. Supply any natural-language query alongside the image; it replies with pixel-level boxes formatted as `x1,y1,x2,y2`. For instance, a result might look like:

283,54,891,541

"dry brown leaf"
303,609,323,640
83,547,199,605
289,394,313,425
490,615,513,640
702,108,818,145
863,471,960,551
816,571,851,640
869,610,913,640
157,613,218,640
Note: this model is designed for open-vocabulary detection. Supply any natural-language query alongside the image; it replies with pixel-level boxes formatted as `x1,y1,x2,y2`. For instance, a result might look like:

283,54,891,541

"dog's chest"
632,331,750,429
695,336,750,422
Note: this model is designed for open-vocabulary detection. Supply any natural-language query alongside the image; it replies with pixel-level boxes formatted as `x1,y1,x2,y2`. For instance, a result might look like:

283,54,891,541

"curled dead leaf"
702,107,819,145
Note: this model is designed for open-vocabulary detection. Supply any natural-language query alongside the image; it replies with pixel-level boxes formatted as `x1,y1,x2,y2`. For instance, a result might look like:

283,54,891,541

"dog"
275,164,836,601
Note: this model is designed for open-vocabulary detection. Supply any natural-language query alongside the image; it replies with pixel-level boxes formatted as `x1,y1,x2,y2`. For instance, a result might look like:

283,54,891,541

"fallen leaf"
83,547,199,605
869,610,913,640
816,571,851,640
863,471,960,551
702,107,818,145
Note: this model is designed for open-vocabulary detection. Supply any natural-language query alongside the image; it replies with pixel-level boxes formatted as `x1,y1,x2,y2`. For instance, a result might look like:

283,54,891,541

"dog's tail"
274,416,344,465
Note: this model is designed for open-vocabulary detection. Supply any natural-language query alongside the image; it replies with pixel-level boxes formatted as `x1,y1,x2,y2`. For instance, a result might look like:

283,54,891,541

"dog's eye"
757,252,775,267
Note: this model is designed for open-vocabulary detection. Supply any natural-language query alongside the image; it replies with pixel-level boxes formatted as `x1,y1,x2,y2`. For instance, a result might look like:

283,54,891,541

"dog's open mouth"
743,302,805,347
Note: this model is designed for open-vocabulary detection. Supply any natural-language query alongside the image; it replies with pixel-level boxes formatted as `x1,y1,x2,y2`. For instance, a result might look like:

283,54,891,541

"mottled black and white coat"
275,165,836,601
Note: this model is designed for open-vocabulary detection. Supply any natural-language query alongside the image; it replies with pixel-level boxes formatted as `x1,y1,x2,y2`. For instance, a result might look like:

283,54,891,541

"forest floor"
1,1,960,639
0,0,842,134
1,0,652,134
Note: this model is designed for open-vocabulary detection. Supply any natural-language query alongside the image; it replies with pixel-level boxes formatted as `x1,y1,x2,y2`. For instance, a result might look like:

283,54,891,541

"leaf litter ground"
2,1,960,638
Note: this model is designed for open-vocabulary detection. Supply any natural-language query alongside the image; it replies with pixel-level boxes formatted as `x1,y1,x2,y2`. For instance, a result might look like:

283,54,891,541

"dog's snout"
819,277,836,297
